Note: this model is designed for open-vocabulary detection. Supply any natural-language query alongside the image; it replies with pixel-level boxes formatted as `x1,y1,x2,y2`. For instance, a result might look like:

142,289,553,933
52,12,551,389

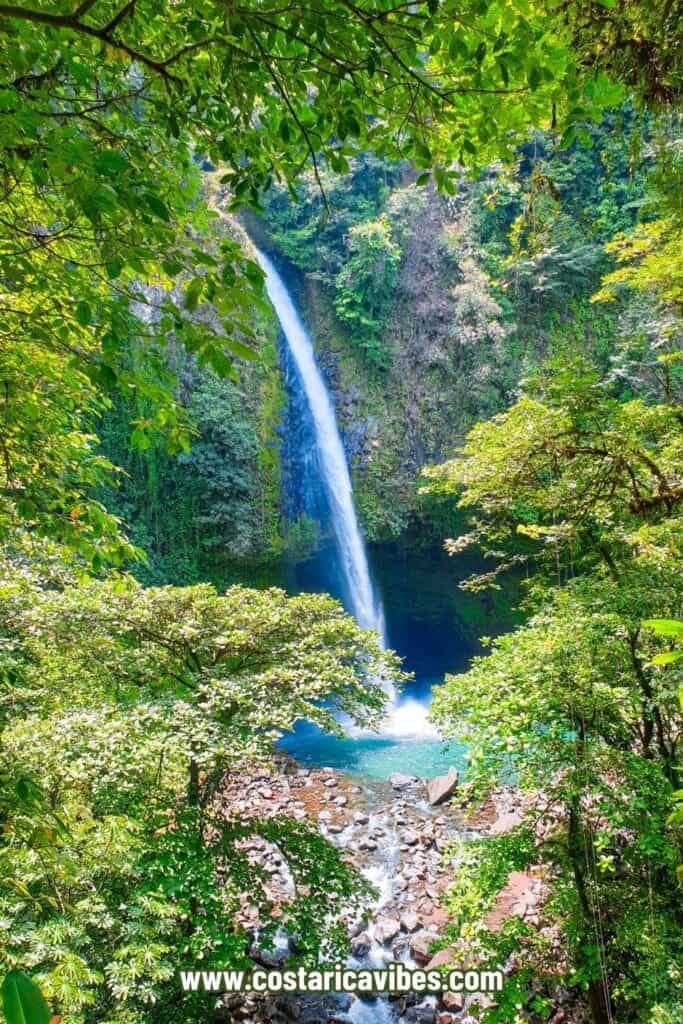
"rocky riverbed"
217,757,539,1024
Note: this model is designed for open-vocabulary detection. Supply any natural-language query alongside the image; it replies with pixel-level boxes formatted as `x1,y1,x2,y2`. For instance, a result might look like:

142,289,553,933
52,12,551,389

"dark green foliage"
262,154,405,282
99,318,284,584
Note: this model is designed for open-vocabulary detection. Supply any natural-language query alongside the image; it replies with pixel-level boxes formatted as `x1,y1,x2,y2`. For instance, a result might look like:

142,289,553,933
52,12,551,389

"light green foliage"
334,215,401,368
423,360,683,589
0,563,402,1022
425,335,682,1021
0,0,632,566
261,111,660,543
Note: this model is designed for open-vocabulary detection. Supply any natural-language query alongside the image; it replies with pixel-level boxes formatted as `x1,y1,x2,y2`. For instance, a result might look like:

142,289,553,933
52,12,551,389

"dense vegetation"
0,1,681,1024
421,134,683,1024
260,109,675,543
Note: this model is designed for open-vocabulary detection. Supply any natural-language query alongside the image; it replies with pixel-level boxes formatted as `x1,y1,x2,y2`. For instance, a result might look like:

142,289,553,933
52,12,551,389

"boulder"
489,808,524,835
400,910,421,933
389,772,418,790
410,930,437,964
375,917,400,943
442,991,465,1012
426,947,455,971
350,931,372,957
426,767,459,806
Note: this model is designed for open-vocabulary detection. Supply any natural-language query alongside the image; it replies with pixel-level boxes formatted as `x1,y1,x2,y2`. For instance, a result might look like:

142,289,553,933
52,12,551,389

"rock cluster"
215,761,548,1024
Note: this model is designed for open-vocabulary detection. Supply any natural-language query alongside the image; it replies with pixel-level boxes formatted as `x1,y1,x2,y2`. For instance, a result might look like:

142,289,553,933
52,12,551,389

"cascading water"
256,248,386,641
257,247,439,741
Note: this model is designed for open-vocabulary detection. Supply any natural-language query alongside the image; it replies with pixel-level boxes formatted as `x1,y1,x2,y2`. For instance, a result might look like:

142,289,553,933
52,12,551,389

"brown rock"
375,917,400,943
410,930,438,964
426,947,455,971
443,991,465,1012
400,910,420,933
426,767,459,806
350,932,372,957
389,772,418,789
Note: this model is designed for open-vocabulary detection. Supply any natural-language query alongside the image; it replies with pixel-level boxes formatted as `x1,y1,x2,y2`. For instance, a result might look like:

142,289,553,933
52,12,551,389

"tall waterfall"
256,249,386,641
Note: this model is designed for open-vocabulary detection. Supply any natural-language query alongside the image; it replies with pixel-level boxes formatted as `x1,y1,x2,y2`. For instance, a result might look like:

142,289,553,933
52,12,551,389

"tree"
422,359,683,589
0,563,403,1022
431,575,682,1024
422,355,682,1023
334,214,401,368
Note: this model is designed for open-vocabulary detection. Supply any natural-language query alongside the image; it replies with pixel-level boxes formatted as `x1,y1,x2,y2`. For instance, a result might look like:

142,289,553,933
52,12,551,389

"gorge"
1,8,681,1022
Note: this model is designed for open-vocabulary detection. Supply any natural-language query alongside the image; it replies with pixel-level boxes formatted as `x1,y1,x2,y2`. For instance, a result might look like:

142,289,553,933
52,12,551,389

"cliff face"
103,123,647,576
272,188,516,542
99,196,285,583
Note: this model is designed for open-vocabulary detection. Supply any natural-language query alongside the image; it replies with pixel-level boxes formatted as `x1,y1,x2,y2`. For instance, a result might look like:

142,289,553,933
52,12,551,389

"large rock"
443,991,465,1012
350,931,372,957
409,930,438,964
400,910,420,933
489,808,524,835
375,917,400,943
426,767,459,806
390,772,419,790
426,947,455,971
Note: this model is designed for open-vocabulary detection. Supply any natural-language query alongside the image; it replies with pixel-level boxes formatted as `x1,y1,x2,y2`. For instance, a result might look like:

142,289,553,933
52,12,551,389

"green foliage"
422,358,683,590
262,155,404,281
0,563,402,1022
426,330,682,1020
334,215,401,368
1,971,50,1024
259,110,664,542
98,284,284,583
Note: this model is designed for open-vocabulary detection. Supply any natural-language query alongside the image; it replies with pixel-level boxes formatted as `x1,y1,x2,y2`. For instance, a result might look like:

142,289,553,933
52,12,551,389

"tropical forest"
0,2,681,1024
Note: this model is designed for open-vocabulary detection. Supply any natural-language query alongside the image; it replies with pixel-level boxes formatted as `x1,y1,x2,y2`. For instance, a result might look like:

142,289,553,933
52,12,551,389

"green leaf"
75,301,92,326
145,193,171,222
1,971,51,1024
224,337,258,361
652,651,682,666
162,258,184,277
643,619,683,638
527,64,542,90
184,277,203,312
559,125,577,149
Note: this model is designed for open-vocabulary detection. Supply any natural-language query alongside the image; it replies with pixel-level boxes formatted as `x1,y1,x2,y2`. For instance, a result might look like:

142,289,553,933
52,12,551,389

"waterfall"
256,249,386,641
257,248,437,740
